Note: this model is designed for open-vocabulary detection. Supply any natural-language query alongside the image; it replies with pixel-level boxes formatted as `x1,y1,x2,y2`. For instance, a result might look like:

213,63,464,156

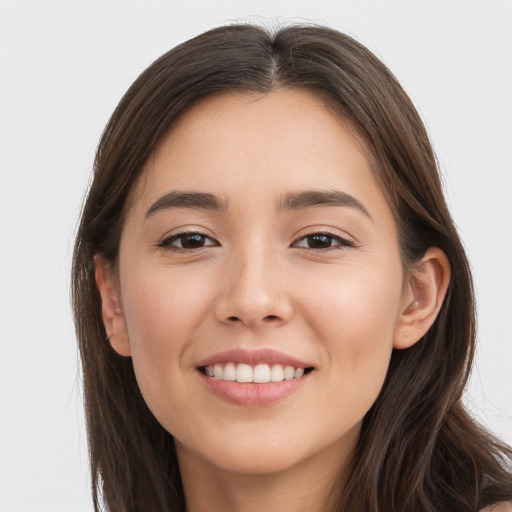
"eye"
292,232,354,250
158,232,217,251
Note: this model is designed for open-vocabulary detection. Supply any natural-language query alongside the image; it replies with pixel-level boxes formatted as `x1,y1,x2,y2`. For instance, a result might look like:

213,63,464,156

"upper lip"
196,348,314,369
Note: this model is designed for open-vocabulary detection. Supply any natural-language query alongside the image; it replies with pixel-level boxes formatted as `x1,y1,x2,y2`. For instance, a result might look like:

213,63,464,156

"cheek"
119,268,210,408
122,267,208,350
304,262,403,344
302,263,403,413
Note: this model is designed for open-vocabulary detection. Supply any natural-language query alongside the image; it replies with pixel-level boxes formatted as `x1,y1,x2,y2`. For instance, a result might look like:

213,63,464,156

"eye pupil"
307,234,332,249
181,234,205,249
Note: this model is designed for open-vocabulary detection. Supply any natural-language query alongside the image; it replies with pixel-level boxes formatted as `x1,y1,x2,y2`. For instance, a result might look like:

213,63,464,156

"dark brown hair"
72,24,512,511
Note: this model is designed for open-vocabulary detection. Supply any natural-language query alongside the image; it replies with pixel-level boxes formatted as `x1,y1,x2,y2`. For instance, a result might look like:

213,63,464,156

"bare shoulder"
480,503,512,512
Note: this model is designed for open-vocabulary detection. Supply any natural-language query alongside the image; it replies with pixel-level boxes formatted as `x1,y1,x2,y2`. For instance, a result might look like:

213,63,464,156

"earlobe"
394,247,451,350
94,255,131,357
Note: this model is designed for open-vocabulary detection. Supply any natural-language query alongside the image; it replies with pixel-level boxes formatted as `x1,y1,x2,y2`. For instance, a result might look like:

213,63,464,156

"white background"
0,1,511,510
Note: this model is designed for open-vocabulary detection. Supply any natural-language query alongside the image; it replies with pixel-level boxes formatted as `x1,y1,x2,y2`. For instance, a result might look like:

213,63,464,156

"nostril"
228,316,239,322
264,315,279,321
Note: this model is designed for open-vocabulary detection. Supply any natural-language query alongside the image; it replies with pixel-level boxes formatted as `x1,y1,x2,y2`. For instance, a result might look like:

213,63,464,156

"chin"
173,423,315,476
206,445,311,476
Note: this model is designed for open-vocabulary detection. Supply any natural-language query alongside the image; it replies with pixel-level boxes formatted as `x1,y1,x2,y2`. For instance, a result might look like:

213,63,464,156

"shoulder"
480,503,512,512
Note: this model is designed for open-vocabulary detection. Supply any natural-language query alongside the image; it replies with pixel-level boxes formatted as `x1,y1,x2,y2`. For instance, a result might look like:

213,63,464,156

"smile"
203,362,312,383
196,348,315,405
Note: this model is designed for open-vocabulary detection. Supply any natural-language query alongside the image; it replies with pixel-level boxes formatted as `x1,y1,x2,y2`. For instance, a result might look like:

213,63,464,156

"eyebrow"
146,191,228,218
145,188,370,219
278,190,371,219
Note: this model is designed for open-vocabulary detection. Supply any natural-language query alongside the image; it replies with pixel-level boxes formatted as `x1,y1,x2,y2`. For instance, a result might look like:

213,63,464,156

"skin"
96,89,450,512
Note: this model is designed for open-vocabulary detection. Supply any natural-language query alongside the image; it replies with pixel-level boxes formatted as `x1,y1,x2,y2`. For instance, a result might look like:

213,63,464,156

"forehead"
128,88,390,220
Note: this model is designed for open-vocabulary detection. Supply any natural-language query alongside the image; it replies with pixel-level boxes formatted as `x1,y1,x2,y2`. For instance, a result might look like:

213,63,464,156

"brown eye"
305,234,333,249
179,234,208,249
293,233,354,250
159,233,217,250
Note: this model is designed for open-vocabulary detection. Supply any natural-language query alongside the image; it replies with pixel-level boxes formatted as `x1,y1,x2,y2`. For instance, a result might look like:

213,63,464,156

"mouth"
200,362,314,383
195,348,315,405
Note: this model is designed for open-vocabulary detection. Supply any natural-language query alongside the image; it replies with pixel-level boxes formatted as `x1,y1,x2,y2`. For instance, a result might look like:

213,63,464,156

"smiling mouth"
200,363,314,384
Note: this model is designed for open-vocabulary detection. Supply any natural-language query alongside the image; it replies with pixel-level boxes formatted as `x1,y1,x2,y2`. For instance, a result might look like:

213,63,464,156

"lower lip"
198,371,312,406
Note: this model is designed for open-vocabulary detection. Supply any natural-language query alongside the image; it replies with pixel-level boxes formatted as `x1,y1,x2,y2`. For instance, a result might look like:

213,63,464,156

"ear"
394,247,451,350
94,255,131,357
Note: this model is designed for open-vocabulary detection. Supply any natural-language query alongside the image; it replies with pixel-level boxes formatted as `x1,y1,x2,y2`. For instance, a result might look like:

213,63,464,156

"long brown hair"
72,24,512,511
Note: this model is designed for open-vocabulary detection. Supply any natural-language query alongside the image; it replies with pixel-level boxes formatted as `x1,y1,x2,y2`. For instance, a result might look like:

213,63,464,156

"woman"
72,24,512,511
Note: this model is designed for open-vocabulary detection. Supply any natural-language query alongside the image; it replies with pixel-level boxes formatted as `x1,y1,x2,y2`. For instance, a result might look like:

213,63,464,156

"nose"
214,247,294,328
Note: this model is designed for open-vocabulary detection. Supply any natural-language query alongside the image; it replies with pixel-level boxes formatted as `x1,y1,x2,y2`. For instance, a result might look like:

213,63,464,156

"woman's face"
105,89,414,477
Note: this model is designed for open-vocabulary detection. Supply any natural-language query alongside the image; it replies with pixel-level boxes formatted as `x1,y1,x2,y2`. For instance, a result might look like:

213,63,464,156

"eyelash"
291,231,355,251
157,231,218,252
158,229,355,253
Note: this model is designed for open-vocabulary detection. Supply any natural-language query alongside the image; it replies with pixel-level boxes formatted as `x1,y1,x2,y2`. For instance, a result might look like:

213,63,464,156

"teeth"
205,362,308,383
236,363,253,383
294,368,304,378
223,362,236,381
214,364,223,379
270,364,284,382
284,365,295,380
253,364,271,383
